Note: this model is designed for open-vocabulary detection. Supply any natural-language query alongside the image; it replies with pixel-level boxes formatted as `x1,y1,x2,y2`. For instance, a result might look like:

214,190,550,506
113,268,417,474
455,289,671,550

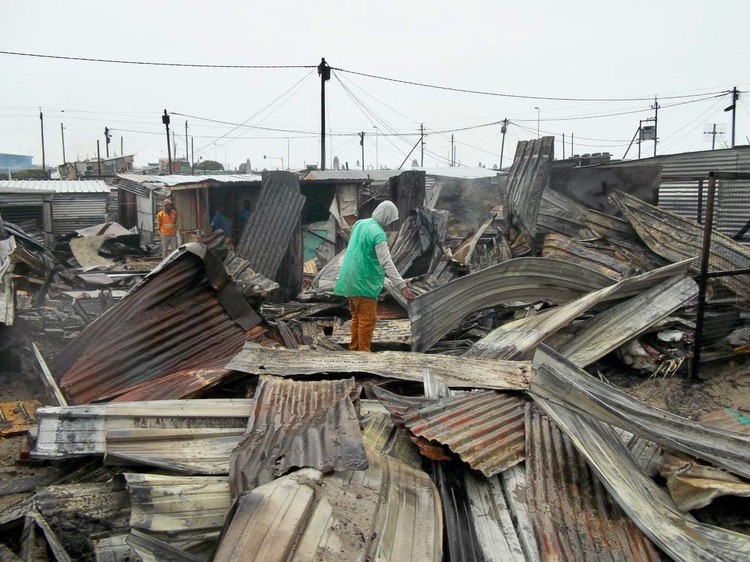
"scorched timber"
227,343,531,390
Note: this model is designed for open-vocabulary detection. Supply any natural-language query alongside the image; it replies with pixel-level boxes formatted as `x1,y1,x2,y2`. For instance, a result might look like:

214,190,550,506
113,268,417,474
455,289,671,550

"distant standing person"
238,200,252,234
334,200,415,352
157,199,178,258
211,204,233,242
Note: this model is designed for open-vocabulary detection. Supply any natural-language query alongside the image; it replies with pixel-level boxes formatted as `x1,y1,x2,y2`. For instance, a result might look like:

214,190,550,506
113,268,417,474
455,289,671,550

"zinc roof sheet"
0,179,111,193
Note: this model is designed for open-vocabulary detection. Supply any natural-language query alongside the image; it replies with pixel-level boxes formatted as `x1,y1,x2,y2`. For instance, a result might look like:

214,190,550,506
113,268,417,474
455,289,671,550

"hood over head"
372,200,399,227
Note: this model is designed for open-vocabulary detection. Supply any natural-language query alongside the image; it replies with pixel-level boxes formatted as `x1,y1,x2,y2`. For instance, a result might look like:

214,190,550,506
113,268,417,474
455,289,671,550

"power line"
0,50,315,69
333,66,731,102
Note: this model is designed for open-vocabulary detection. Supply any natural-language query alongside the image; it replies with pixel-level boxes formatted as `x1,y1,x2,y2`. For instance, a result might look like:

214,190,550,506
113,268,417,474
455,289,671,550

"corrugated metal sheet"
504,136,555,238
389,207,448,274
608,146,750,176
558,274,698,367
302,169,401,182
55,243,261,404
118,173,262,188
235,171,305,278
531,345,750,480
542,233,633,279
0,179,110,193
526,406,660,561
613,189,750,296
698,408,750,434
227,343,531,390
360,399,422,467
215,448,443,562
32,399,252,459
465,260,693,360
229,376,367,495
403,391,526,476
50,192,110,234
532,390,750,562
410,257,617,352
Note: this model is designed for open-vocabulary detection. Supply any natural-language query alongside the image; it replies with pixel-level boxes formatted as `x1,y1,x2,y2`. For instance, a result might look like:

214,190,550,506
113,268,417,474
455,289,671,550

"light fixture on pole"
263,155,284,170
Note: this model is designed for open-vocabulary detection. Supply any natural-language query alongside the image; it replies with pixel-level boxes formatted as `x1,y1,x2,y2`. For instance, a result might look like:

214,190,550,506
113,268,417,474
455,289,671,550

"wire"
0,50,315,69
333,66,731,102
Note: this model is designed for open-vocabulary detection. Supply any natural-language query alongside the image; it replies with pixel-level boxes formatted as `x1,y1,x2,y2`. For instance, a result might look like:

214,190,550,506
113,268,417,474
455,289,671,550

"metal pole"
562,133,565,159
359,132,365,170
318,58,330,170
39,109,46,174
691,172,716,379
162,110,172,173
712,123,717,150
697,179,704,223
96,140,102,177
191,137,194,175
185,121,189,164
450,134,454,166
104,127,110,158
638,120,642,159
60,123,66,164
121,136,123,156
500,119,508,168
652,96,659,157
571,133,574,156
420,124,424,167
731,87,738,147
534,107,540,138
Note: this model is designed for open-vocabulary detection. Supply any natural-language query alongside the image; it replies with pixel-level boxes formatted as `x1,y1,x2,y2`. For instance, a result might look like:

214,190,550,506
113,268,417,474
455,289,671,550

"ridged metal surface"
236,171,305,278
608,145,750,176
542,232,632,279
526,407,660,562
360,399,422,467
698,408,750,434
504,136,555,237
229,375,367,496
403,391,526,476
50,192,110,233
228,343,531,390
389,207,448,274
0,179,111,193
118,173,262,188
216,449,442,562
613,189,750,296
55,244,260,404
409,257,616,352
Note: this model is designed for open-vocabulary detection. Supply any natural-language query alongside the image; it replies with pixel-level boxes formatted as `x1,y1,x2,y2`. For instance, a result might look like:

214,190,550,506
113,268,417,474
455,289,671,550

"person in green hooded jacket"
334,200,415,351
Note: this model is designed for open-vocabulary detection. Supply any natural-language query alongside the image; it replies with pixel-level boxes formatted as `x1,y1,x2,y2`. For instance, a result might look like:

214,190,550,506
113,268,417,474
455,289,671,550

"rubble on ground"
1,154,749,561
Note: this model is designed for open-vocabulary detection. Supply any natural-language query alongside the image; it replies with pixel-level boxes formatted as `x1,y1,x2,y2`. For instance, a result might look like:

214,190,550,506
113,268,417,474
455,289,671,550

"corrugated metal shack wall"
0,192,52,242
105,188,119,222
51,193,109,234
388,170,426,231
270,219,303,302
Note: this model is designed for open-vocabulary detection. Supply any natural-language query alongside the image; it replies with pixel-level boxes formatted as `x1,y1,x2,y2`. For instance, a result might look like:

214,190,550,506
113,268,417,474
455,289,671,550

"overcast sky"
1,1,748,171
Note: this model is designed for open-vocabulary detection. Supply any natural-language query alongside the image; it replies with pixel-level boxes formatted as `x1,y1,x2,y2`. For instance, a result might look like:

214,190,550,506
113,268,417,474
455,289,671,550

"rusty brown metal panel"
55,244,260,405
229,376,367,496
526,406,660,562
402,391,526,476
0,400,40,437
235,171,305,279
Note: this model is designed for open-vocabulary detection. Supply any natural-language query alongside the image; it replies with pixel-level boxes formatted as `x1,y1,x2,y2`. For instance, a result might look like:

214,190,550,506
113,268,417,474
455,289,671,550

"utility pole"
562,133,566,159
120,136,123,156
96,140,102,177
724,87,739,147
359,131,365,170
39,109,46,175
571,133,574,157
162,110,172,173
450,134,455,166
534,107,540,138
104,127,111,158
500,119,508,168
318,58,331,170
191,137,195,175
184,121,189,164
420,124,424,167
60,123,66,164
652,96,660,157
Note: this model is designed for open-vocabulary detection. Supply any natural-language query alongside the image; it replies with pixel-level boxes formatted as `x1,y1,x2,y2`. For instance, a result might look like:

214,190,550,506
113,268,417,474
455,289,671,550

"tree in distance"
195,160,224,171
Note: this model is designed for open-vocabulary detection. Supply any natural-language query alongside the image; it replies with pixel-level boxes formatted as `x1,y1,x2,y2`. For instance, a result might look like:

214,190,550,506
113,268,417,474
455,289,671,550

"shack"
0,183,54,245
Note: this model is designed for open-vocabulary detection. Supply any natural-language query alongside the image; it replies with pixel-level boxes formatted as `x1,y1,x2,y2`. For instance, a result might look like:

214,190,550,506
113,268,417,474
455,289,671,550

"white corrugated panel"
0,180,110,194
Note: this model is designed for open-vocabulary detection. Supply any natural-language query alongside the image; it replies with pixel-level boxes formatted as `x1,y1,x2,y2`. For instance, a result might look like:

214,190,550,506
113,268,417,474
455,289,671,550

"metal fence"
690,171,750,377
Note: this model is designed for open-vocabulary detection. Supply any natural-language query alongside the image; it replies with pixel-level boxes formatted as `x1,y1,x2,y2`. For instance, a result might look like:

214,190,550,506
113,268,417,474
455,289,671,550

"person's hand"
401,287,416,302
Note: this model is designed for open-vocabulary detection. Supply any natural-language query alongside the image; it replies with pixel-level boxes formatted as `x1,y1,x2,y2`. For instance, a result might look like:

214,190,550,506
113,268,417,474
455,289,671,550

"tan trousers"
161,234,178,257
348,297,378,352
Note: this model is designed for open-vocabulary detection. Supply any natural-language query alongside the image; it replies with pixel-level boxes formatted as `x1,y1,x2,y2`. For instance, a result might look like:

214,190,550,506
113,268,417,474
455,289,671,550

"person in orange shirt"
156,199,178,257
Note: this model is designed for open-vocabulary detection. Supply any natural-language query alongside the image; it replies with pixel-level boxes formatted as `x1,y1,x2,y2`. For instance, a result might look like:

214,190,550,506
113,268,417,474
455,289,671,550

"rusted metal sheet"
360,399,422,468
409,257,616,352
227,343,531,390
465,260,693,360
613,189,750,297
215,449,442,562
526,406,660,562
557,274,697,367
542,232,633,279
124,473,231,554
504,136,555,240
229,376,367,496
531,345,750,480
55,243,261,404
371,386,432,421
0,400,40,437
532,391,750,562
331,318,412,345
403,391,526,476
235,171,305,279
32,400,252,459
698,408,750,434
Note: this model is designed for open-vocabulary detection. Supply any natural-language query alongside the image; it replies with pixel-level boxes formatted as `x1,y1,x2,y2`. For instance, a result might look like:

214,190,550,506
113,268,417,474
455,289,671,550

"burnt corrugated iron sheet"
542,233,633,279
698,408,750,434
504,136,554,238
613,189,750,296
410,257,616,352
55,244,261,404
532,391,750,562
229,375,367,496
403,391,526,476
236,171,305,279
389,207,448,274
526,406,660,562
360,399,422,467
215,449,442,562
